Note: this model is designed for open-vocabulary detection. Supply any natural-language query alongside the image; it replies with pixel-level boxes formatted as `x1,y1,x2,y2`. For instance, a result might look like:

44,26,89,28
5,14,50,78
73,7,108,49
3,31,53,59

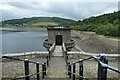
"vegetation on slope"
1,11,119,37
71,11,120,37
2,17,76,27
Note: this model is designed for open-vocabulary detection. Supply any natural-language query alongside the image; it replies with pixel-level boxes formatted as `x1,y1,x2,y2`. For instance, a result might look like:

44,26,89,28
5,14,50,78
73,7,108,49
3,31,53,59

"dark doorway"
55,35,62,45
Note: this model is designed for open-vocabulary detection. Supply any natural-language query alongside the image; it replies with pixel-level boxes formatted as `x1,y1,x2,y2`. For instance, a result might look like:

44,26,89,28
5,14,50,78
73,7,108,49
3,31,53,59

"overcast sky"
0,0,119,21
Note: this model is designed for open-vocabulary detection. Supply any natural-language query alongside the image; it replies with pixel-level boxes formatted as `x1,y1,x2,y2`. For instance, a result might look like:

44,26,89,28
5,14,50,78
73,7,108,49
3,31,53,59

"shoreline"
72,30,119,54
0,27,47,32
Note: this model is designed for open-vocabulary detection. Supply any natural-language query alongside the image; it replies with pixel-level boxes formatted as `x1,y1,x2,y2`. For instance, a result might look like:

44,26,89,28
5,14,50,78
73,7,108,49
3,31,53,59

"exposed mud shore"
72,30,119,54
71,30,119,78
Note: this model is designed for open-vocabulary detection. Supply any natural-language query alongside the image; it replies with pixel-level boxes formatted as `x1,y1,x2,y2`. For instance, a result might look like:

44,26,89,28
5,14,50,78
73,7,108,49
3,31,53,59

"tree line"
71,11,119,37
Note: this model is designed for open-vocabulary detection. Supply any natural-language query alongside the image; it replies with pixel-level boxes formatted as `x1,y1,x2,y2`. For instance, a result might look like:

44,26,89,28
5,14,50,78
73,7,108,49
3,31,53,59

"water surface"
1,30,47,54
1,29,78,54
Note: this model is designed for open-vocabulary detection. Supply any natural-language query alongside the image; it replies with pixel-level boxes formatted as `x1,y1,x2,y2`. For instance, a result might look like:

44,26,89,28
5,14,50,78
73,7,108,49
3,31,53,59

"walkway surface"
53,46,63,57
47,57,68,78
47,46,68,78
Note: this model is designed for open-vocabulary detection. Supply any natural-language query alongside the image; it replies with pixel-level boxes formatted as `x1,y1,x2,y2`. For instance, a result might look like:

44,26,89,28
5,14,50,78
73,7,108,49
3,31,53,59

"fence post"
66,55,68,65
42,63,45,78
47,56,49,66
101,58,108,80
65,51,68,65
36,62,40,80
44,62,47,76
98,56,103,80
98,56,108,80
64,51,66,61
48,51,51,60
79,60,83,80
73,63,76,80
24,59,29,80
68,62,71,78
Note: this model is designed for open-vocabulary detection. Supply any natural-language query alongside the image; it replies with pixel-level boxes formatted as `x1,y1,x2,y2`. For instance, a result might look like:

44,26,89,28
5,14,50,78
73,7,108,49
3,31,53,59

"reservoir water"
1,29,48,54
0,28,79,54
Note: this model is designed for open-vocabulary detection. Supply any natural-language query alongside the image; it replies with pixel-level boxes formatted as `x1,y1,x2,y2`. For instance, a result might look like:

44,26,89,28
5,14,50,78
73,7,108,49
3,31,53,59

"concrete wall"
48,29,71,43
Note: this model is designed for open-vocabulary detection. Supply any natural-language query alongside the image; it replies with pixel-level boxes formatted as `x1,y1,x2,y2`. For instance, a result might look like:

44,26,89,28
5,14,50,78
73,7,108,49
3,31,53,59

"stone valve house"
43,26,75,51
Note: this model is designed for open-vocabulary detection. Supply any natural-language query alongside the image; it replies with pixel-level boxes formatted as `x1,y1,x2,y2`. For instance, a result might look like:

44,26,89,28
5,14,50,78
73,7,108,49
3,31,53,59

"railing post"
79,60,83,80
98,56,103,80
98,56,108,80
66,55,68,65
42,63,45,78
64,51,68,65
73,63,76,80
24,59,29,80
48,51,51,60
68,62,71,78
101,59,108,80
44,62,47,76
47,56,49,66
64,51,66,60
36,62,40,80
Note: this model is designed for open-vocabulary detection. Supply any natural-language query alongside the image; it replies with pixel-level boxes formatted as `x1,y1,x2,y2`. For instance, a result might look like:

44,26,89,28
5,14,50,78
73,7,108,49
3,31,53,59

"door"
55,35,62,45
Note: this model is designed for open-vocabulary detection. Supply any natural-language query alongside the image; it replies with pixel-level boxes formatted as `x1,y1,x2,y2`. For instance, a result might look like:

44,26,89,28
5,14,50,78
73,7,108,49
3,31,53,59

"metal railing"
2,43,56,80
62,43,68,65
48,43,55,58
2,54,51,80
66,55,120,80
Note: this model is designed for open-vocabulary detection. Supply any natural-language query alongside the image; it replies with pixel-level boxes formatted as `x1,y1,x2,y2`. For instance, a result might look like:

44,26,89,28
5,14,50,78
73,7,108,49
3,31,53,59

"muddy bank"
72,31,119,54
71,30,120,78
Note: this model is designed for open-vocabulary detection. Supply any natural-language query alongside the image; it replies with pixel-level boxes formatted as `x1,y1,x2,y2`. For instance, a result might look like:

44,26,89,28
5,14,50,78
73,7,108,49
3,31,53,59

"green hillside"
71,11,120,37
2,17,76,27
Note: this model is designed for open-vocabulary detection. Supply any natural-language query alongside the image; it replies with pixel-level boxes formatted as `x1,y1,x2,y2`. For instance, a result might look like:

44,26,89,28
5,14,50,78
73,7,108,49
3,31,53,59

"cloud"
118,1,120,10
0,1,118,21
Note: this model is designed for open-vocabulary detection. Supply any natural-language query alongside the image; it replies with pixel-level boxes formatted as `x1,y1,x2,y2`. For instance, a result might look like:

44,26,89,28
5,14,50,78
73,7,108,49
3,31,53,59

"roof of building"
47,26,71,30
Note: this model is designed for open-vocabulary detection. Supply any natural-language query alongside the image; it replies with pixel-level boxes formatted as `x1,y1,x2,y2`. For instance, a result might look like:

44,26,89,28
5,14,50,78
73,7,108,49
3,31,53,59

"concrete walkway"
47,46,68,78
53,46,63,57
47,57,68,78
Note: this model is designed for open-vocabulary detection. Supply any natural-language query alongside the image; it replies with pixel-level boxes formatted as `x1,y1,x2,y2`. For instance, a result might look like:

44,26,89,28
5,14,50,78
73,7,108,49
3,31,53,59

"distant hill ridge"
2,17,76,27
2,11,120,37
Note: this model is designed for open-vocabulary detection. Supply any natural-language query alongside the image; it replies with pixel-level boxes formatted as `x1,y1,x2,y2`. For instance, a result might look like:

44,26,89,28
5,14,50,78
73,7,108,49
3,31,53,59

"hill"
2,17,76,27
71,11,120,37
